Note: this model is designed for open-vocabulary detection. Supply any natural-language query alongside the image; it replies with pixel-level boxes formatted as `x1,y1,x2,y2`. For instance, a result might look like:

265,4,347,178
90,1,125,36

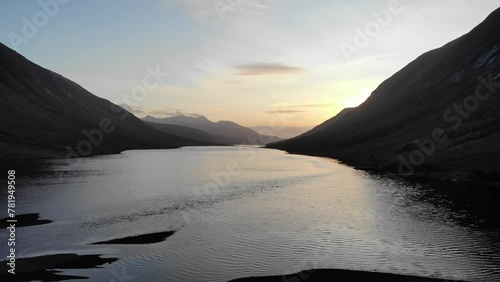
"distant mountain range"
143,115,281,145
268,7,500,181
0,43,220,159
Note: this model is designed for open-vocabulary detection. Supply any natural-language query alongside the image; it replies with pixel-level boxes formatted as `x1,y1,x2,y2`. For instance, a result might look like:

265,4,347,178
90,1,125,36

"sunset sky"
1,0,499,137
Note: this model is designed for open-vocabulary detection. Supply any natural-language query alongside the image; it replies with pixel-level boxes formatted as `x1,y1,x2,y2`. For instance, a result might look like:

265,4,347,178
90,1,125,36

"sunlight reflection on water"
1,147,499,281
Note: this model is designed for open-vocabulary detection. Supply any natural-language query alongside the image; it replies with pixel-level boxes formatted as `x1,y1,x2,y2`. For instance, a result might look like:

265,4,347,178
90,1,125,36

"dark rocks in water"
91,231,176,245
0,213,52,228
0,253,117,281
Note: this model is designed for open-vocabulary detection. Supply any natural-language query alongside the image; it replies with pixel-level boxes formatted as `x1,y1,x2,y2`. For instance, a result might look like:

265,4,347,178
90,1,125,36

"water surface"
1,147,499,281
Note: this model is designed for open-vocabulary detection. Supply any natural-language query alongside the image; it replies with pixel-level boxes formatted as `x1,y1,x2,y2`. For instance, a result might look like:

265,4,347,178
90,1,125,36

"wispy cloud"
234,63,306,76
175,0,275,21
119,104,148,116
120,104,193,118
265,110,305,114
282,104,333,108
148,109,185,117
264,103,335,116
264,104,333,115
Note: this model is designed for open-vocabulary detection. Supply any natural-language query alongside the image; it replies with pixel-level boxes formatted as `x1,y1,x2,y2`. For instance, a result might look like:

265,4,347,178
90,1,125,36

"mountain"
144,121,225,144
0,43,218,159
143,115,281,145
268,7,500,181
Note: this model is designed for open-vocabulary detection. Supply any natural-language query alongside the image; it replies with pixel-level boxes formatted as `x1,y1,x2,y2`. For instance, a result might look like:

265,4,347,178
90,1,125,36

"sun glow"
339,88,373,108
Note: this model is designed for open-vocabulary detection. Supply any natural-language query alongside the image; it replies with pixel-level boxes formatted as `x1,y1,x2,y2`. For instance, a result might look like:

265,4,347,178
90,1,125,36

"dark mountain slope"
0,43,216,159
143,115,281,145
268,7,500,180
145,121,228,145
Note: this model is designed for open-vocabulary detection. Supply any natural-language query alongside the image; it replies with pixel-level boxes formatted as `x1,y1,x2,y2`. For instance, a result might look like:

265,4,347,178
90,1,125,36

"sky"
0,0,499,138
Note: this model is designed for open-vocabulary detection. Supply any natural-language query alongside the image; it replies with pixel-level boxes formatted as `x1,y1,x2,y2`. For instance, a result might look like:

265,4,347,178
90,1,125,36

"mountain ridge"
267,6,500,182
0,43,219,159
143,114,281,145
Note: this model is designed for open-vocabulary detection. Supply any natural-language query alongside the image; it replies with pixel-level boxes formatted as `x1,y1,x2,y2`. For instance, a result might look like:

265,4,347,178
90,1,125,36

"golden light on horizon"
348,87,373,107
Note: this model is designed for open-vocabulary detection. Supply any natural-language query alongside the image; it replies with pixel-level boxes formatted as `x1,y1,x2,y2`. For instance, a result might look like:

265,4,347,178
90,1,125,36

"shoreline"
3,145,499,188
230,268,461,282
4,145,497,187
261,147,500,188
0,145,237,161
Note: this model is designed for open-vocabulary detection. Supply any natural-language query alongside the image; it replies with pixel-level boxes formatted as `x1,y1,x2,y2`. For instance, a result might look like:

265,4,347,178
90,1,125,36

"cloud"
269,104,332,109
265,103,335,114
265,110,305,114
234,63,306,76
281,104,333,108
119,104,192,118
224,80,242,84
175,0,275,21
119,104,148,116
263,104,333,115
148,109,185,117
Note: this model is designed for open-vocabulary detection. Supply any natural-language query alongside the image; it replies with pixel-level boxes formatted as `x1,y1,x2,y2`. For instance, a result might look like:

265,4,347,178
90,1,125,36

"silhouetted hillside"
0,43,217,159
143,115,281,145
145,121,229,145
268,7,500,181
